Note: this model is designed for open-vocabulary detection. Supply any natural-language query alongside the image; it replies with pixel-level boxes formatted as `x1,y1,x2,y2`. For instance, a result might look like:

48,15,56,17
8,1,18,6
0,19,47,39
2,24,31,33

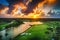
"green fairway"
14,21,60,40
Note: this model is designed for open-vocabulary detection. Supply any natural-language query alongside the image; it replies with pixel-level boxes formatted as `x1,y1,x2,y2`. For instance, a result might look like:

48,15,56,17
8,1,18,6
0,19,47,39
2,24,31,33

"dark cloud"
6,0,23,4
6,0,45,14
23,0,45,14
6,0,44,4
53,0,60,9
0,4,8,10
6,0,60,14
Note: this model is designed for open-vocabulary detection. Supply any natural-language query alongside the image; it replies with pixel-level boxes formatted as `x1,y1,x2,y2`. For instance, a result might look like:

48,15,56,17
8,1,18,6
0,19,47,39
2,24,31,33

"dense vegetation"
0,19,23,30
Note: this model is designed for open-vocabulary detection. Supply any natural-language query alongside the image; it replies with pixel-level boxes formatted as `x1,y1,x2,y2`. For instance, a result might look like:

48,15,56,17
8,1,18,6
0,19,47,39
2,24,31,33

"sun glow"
0,0,56,18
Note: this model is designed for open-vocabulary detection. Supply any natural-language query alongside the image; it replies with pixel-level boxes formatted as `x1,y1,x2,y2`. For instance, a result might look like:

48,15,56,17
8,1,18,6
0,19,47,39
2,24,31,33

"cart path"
13,22,43,37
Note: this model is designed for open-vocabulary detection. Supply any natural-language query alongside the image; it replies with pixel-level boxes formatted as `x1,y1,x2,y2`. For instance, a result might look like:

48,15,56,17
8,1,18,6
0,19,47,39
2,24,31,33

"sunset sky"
0,0,60,9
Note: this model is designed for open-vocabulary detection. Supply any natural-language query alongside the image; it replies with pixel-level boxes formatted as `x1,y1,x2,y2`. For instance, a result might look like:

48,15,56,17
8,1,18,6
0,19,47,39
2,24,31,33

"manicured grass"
14,21,60,40
14,24,51,40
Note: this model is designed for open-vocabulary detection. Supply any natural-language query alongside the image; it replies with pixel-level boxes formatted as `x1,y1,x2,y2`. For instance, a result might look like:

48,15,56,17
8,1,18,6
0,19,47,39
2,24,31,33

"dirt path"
13,22,43,37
